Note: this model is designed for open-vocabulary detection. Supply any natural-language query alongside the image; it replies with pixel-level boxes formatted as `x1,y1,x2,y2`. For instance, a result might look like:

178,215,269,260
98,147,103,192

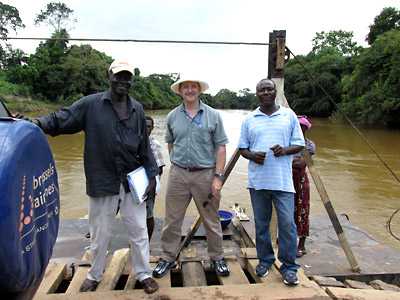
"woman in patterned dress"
292,116,315,257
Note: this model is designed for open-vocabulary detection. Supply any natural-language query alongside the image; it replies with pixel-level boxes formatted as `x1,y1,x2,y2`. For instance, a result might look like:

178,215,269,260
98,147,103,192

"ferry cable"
387,209,400,242
1,36,270,46
286,46,400,242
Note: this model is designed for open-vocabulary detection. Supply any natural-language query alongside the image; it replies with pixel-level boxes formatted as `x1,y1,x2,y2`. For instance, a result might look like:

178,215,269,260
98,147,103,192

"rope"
387,209,400,241
285,46,400,242
1,36,269,46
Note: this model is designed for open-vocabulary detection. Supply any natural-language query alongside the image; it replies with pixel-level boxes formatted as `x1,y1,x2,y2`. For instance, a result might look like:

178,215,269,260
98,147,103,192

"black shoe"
213,258,230,276
79,278,99,292
153,259,176,278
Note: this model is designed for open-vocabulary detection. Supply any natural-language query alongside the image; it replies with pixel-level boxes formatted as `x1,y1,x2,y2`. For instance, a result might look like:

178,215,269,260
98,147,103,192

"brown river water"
44,109,400,250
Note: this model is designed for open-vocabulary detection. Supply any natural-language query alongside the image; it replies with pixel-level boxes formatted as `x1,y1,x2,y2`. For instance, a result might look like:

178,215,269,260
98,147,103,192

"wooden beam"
326,286,400,300
65,251,91,294
246,259,282,284
38,283,332,300
181,261,207,287
97,248,129,291
217,257,248,285
34,263,66,298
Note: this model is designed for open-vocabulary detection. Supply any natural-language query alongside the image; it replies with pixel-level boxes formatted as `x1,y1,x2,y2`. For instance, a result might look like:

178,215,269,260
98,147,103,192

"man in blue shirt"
238,78,304,286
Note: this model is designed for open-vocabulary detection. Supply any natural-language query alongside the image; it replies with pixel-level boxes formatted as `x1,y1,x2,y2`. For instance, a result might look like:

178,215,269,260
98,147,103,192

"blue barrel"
0,119,60,292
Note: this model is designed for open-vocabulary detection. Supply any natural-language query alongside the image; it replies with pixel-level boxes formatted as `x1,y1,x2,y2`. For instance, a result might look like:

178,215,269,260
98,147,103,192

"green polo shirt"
165,101,228,168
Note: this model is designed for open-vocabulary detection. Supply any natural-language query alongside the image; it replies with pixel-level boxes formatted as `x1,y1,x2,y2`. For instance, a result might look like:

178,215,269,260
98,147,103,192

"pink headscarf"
298,115,312,130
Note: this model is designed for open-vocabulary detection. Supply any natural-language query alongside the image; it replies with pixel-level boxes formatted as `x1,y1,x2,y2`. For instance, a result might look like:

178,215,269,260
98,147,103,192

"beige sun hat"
109,60,135,75
170,77,209,94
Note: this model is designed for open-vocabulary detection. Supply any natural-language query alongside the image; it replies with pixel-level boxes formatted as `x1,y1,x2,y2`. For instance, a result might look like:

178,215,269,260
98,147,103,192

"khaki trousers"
160,164,224,261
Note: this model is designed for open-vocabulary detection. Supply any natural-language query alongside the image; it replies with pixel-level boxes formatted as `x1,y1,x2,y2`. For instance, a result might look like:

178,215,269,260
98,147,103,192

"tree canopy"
0,2,25,69
366,7,400,45
311,30,360,56
34,2,76,32
341,29,400,127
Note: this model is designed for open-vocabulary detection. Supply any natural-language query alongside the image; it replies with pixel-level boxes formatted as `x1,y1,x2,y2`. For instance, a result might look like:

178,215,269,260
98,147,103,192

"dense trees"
285,7,400,127
286,38,352,117
0,2,25,69
341,30,400,127
366,7,400,45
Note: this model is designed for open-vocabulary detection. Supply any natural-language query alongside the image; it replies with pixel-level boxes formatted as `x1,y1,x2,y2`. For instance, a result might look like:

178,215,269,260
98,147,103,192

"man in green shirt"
153,77,230,278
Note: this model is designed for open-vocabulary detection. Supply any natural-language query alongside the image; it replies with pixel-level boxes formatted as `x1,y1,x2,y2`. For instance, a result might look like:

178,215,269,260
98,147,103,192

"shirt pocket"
192,125,214,145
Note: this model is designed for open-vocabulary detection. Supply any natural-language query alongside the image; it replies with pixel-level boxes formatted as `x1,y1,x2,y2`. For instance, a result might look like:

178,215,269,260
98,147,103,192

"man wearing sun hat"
153,77,230,278
20,60,160,294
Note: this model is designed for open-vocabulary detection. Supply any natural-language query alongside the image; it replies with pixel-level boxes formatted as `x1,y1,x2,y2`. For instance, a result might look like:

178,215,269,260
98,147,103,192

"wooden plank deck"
35,246,334,299
35,218,400,299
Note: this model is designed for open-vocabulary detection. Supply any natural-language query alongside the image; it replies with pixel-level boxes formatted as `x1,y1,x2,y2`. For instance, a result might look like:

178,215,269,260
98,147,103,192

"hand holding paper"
127,167,159,204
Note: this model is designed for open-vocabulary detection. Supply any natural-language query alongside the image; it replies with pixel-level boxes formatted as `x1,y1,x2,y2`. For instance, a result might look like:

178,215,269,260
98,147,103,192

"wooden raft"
34,217,400,300
35,247,330,300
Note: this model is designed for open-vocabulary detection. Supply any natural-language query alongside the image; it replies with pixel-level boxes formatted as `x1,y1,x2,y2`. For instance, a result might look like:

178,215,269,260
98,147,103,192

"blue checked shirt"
238,106,305,193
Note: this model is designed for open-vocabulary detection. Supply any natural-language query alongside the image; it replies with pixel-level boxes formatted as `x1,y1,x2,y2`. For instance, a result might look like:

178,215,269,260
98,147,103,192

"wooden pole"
303,151,361,272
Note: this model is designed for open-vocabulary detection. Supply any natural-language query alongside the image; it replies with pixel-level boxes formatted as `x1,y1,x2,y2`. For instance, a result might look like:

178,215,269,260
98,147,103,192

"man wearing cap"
24,60,160,293
238,78,304,286
153,78,230,278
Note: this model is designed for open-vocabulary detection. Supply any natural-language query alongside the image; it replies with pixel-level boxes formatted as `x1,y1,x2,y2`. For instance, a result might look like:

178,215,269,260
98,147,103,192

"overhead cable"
1,36,269,46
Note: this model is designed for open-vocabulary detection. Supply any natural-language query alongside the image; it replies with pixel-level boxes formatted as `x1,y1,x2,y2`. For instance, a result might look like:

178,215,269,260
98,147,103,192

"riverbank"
1,95,61,116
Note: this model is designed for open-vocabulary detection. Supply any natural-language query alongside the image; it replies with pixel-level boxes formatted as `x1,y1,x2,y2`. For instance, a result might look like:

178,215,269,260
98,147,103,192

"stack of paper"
127,166,160,205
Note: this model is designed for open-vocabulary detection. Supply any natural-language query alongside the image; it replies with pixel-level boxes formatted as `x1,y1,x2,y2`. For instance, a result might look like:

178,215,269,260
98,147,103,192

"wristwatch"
214,172,224,181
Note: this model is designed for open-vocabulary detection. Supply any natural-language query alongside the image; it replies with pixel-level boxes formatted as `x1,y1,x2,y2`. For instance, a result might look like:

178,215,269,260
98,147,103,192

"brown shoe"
79,278,99,292
140,277,159,294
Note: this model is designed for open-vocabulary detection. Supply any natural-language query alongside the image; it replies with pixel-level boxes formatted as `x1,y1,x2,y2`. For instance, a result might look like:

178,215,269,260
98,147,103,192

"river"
45,109,400,250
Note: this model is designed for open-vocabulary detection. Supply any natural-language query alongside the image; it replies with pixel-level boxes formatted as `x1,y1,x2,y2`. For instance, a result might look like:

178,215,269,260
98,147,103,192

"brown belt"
173,163,212,172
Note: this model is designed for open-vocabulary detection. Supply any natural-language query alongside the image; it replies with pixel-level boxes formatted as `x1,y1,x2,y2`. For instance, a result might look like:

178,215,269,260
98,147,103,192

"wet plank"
275,258,322,290
65,251,91,294
326,286,400,300
181,261,207,287
217,257,249,285
97,248,129,291
34,263,66,298
39,283,332,300
241,247,258,259
123,269,135,290
247,258,283,284
344,279,374,289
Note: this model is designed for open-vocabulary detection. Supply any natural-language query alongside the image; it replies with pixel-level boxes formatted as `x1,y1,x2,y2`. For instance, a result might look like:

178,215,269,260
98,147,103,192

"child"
145,116,165,240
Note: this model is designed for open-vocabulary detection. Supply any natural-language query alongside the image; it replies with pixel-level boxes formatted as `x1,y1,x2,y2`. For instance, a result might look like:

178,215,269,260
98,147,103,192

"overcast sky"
5,0,399,94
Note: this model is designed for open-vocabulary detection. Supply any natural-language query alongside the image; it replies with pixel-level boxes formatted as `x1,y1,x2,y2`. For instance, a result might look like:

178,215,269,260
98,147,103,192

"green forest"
0,2,399,127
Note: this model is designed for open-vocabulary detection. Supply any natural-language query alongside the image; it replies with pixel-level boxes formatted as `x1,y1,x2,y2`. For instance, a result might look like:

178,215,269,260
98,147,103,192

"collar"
179,100,205,113
254,105,282,117
102,89,136,112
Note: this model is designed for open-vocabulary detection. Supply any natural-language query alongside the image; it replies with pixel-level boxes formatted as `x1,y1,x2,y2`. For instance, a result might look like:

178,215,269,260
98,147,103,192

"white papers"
127,167,160,204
